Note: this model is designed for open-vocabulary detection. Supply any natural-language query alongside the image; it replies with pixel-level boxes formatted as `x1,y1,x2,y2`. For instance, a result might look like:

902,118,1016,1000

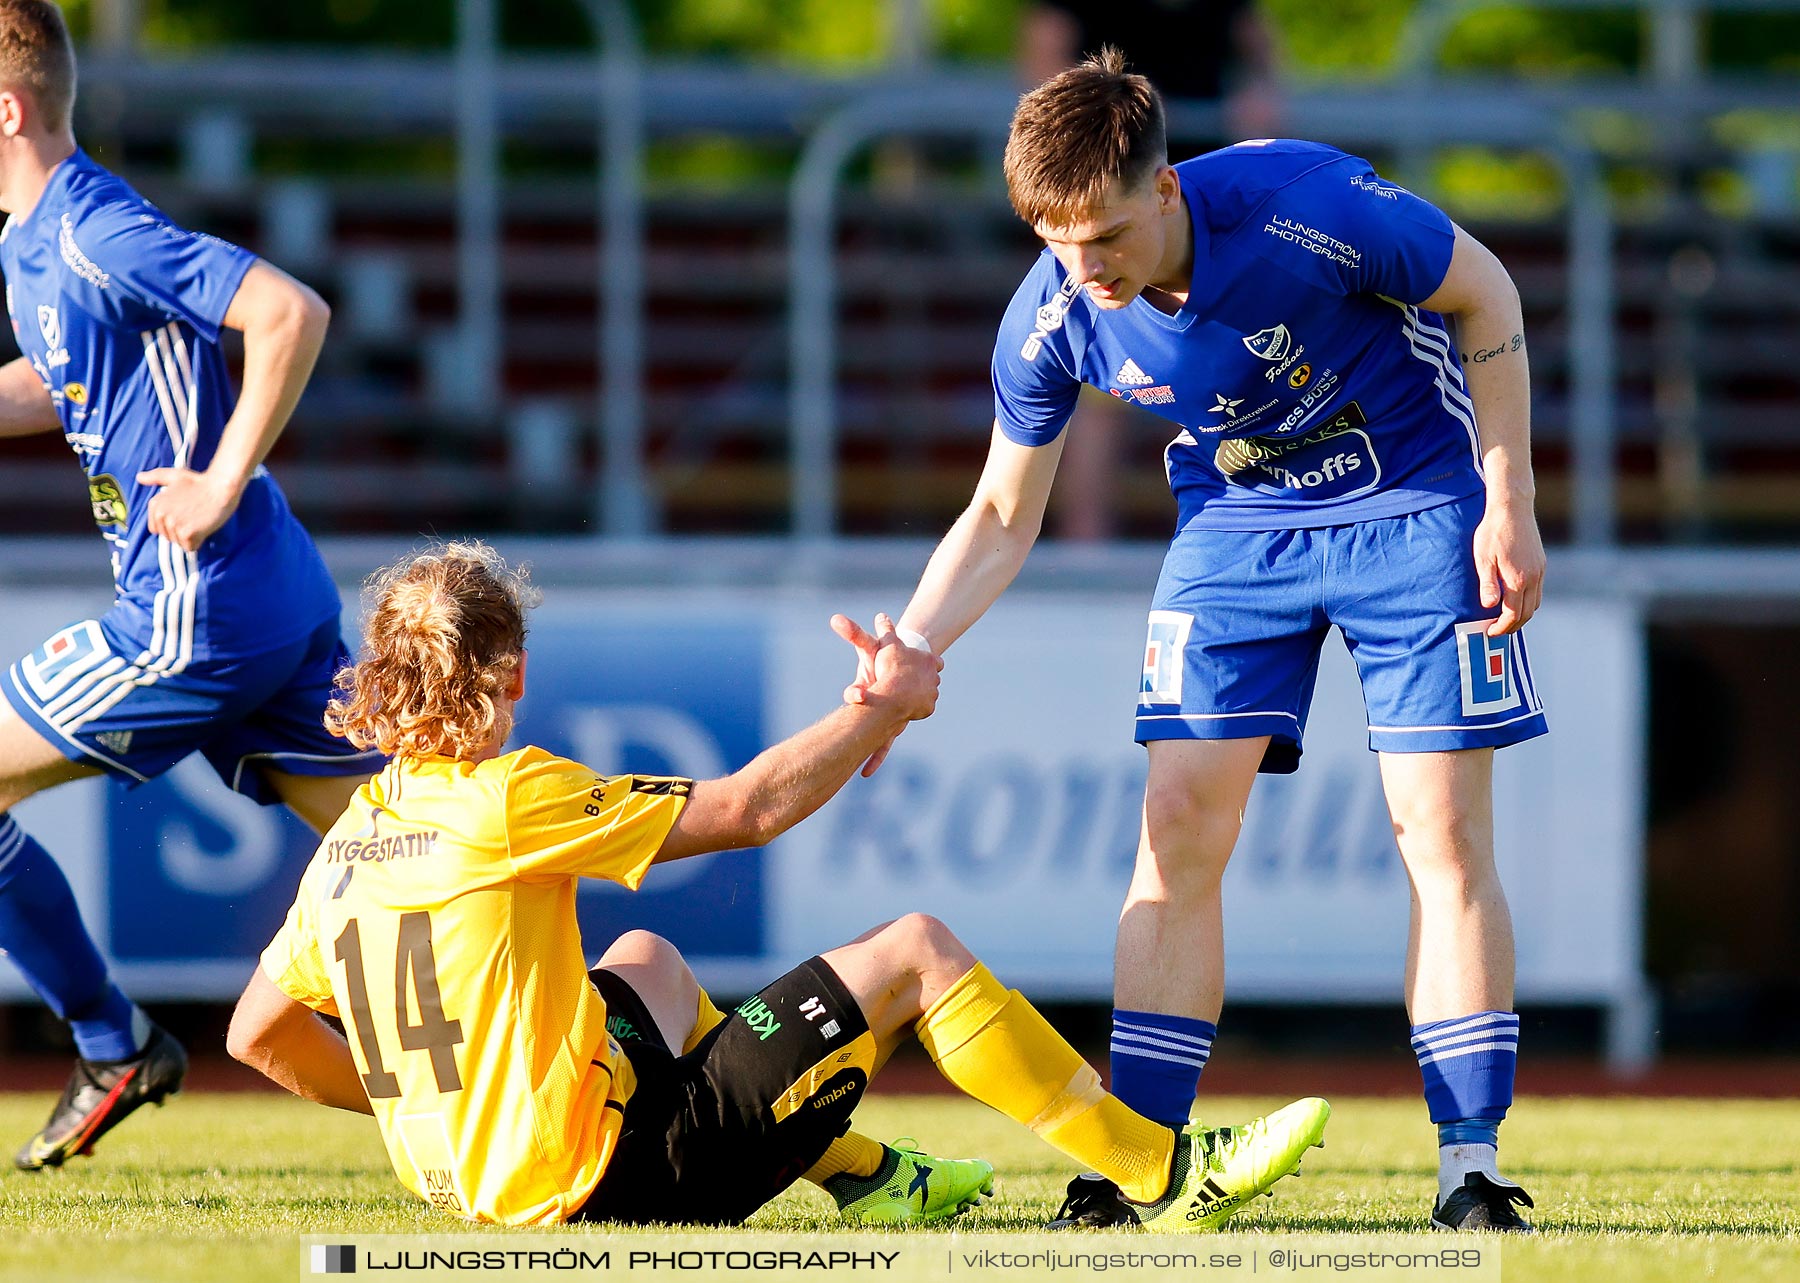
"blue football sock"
1109,1008,1216,1129
1413,1012,1519,1197
0,815,143,1061
1410,1010,1520,1127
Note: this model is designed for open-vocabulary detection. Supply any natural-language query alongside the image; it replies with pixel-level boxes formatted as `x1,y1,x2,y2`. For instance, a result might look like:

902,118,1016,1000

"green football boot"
826,1138,996,1226
1138,1097,1331,1233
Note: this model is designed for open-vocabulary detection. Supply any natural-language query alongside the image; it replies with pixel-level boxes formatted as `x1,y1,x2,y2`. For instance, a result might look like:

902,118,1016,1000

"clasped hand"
830,612,941,731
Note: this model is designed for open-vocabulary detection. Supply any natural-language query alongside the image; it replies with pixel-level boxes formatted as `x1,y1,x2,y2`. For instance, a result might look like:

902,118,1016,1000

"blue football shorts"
1136,493,1548,773
4,612,387,803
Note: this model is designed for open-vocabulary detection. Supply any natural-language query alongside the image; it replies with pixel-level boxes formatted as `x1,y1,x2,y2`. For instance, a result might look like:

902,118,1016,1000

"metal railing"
54,10,1800,545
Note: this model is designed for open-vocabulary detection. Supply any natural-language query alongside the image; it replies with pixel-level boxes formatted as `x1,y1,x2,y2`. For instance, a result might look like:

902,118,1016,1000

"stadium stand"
0,23,1794,545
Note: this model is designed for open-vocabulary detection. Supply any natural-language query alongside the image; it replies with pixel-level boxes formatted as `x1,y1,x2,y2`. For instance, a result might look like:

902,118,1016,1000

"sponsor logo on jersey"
1455,622,1523,716
59,213,111,288
323,831,439,864
1263,214,1363,269
1350,173,1404,200
1020,276,1082,361
95,730,134,755
1118,384,1175,406
1268,368,1341,434
62,381,87,405
1212,401,1379,499
324,808,441,865
1115,358,1155,386
1288,363,1313,389
88,474,128,530
1192,394,1282,434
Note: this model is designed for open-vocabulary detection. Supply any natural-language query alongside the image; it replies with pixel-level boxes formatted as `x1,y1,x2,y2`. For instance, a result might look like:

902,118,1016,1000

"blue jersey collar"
1127,181,1211,333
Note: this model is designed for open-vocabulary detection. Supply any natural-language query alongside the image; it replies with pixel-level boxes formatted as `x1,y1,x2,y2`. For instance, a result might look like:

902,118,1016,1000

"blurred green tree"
55,0,1800,77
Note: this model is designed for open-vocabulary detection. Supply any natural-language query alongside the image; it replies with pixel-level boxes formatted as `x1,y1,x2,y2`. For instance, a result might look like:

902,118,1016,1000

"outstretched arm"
137,260,330,551
1421,225,1544,637
652,613,942,862
227,966,373,1115
844,423,1065,775
894,422,1065,655
0,357,59,437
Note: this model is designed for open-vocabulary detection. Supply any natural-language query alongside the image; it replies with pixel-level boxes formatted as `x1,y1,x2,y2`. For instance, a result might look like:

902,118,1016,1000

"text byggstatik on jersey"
324,830,441,864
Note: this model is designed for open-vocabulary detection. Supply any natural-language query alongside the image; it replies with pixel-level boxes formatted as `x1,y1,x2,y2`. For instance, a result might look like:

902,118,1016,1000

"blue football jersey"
992,140,1487,531
1,149,339,663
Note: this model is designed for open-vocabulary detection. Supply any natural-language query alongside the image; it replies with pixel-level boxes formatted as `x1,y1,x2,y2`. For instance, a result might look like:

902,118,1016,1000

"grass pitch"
0,1091,1795,1283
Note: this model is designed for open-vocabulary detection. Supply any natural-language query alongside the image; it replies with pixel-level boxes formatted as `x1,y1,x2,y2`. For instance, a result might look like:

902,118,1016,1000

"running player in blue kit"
0,1,384,1169
849,50,1546,1231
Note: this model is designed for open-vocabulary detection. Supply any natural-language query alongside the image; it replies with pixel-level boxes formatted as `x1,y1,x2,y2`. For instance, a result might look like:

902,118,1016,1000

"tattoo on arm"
1460,333,1525,365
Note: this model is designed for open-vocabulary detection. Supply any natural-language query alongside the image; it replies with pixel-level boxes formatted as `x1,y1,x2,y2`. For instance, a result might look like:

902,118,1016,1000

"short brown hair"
327,542,542,761
0,1,75,133
1003,47,1166,229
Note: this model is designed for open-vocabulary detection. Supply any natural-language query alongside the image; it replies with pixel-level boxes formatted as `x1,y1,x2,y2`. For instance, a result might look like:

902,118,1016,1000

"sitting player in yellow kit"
228,542,1328,1228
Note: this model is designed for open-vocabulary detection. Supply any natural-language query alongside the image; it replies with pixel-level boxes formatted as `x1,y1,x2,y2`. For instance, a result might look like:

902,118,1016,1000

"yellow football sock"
916,963,1174,1205
803,1131,888,1186
681,987,729,1055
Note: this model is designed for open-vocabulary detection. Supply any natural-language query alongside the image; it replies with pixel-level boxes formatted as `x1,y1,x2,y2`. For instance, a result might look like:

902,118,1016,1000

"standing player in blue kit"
0,0,384,1169
849,50,1547,1231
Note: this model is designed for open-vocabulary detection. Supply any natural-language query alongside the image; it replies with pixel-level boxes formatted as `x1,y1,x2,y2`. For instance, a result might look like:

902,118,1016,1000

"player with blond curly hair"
229,542,1328,1228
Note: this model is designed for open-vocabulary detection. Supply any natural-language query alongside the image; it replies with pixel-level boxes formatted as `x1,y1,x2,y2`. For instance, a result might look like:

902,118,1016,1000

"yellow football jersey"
260,745,690,1226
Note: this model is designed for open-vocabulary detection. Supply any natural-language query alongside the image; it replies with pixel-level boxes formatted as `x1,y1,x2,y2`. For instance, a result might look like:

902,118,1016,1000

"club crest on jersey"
1455,621,1522,716
1242,324,1294,363
36,305,69,367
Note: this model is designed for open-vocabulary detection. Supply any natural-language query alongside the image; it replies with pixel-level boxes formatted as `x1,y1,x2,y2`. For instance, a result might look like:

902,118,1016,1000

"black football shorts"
575,956,876,1225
